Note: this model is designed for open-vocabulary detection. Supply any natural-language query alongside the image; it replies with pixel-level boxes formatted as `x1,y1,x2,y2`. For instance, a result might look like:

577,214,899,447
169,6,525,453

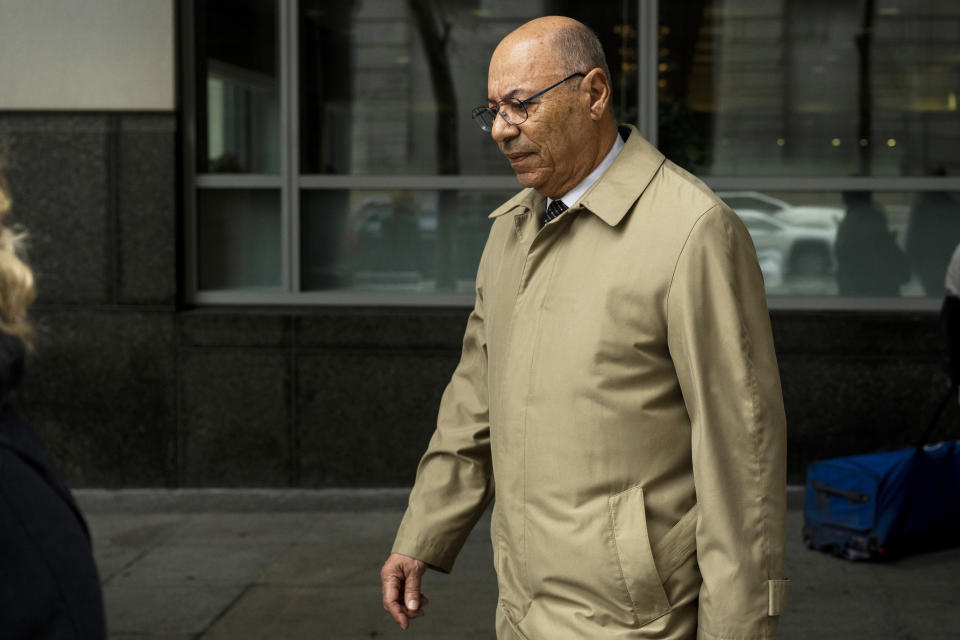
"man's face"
487,36,593,198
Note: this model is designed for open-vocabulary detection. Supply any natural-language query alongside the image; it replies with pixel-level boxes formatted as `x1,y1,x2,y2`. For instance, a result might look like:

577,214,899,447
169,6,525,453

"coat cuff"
391,529,461,573
697,618,781,640
697,579,788,639
768,579,790,616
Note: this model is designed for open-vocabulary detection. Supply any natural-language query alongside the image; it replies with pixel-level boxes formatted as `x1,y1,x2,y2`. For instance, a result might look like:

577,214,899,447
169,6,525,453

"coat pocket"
607,485,672,626
495,538,531,626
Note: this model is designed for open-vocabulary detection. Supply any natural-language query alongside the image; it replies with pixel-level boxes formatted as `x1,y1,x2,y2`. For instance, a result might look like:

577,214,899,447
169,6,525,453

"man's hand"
381,553,429,630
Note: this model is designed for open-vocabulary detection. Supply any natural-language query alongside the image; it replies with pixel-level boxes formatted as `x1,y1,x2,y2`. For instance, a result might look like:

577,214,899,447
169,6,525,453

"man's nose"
490,112,519,143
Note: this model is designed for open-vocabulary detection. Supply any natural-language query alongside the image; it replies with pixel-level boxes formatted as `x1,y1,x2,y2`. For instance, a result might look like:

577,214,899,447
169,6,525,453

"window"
183,0,960,307
658,0,960,306
183,0,639,304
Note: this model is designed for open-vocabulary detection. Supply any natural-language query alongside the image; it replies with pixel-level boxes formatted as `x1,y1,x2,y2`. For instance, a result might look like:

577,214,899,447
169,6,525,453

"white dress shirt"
546,131,626,213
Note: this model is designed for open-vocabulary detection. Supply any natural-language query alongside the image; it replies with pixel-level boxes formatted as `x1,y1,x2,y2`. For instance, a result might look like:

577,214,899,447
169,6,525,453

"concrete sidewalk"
79,490,960,640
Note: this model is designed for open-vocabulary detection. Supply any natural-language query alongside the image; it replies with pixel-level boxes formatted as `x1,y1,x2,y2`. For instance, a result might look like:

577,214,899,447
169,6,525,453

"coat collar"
487,185,544,220
488,124,665,227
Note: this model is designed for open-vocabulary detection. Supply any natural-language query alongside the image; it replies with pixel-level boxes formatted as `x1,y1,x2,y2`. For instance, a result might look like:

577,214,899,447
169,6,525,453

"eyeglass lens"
500,100,526,125
473,108,496,131
473,99,526,132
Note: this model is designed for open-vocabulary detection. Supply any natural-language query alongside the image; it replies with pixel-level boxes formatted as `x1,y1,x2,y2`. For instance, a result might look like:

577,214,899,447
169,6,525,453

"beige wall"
0,0,174,110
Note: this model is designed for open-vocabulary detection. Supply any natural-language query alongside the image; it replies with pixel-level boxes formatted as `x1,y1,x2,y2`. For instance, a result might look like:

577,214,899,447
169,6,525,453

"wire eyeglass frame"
471,72,586,132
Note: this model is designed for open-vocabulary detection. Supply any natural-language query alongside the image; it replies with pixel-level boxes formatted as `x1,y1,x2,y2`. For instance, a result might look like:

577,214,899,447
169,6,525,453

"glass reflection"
904,181,960,296
198,189,282,290
196,0,280,174
722,190,960,297
834,192,909,296
298,1,637,175
659,0,960,176
300,190,512,292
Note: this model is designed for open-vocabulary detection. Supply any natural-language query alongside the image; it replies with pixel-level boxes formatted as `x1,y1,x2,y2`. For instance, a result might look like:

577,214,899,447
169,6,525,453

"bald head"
486,17,619,199
500,17,611,93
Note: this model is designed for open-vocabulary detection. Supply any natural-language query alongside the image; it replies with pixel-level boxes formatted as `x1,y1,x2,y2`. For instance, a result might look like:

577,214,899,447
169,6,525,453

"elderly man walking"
381,16,789,640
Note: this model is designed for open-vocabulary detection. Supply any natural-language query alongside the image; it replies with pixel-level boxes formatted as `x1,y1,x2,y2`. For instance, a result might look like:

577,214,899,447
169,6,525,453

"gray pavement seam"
99,517,192,587
195,583,257,639
75,486,808,514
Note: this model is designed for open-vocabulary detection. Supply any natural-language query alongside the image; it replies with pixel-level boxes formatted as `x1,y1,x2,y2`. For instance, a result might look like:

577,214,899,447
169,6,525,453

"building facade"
1,0,958,487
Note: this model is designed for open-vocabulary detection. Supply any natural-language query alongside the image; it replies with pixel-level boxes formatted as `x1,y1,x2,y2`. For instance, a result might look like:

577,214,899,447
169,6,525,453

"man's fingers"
403,570,422,611
381,572,397,603
381,573,400,612
381,574,408,628
381,554,427,629
384,592,409,629
406,593,428,616
387,608,409,628
385,595,427,628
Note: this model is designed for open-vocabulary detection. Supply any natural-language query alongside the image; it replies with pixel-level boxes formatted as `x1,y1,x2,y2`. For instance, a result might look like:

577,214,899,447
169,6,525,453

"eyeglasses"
471,72,586,133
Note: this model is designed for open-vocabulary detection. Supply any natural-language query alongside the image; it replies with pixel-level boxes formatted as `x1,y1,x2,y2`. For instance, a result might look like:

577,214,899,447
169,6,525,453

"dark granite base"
178,349,292,486
0,114,176,306
0,115,111,304
773,310,957,480
116,115,177,305
20,307,177,487
297,349,457,487
14,304,956,487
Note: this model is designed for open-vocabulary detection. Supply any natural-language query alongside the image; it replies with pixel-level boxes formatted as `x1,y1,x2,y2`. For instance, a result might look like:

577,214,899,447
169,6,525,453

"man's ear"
582,68,611,121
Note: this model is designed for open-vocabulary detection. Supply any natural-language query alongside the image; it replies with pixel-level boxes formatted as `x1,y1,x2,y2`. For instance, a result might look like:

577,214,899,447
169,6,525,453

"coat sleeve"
666,204,789,639
390,250,494,573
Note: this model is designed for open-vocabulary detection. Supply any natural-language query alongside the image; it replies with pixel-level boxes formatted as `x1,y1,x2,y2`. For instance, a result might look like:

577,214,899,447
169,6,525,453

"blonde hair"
0,149,36,345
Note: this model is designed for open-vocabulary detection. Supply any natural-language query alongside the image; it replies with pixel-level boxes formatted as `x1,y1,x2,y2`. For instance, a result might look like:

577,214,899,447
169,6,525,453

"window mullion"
638,0,658,146
287,0,301,293
181,0,199,302
278,0,297,293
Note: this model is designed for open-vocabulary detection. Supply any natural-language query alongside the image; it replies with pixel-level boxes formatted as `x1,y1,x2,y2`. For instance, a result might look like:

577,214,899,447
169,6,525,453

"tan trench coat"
393,125,789,639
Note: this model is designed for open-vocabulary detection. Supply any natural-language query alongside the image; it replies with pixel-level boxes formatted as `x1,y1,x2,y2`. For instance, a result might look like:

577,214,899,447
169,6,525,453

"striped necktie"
542,199,568,227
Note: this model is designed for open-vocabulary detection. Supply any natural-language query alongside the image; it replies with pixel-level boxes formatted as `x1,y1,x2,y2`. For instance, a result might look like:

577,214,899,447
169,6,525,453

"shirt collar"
489,125,666,227
546,131,624,212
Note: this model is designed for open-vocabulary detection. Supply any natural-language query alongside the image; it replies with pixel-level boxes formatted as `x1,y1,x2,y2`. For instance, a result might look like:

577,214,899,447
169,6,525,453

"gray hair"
552,23,612,91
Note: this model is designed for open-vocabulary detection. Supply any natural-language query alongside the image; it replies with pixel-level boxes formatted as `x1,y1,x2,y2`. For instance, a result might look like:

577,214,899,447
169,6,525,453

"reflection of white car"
735,209,836,284
720,191,843,229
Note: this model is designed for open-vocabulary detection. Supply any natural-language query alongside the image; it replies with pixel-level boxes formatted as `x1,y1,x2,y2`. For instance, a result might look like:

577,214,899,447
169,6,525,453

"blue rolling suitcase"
803,390,960,560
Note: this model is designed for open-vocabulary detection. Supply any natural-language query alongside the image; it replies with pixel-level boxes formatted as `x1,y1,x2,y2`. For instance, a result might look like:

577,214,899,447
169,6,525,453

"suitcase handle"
915,384,956,451
811,481,870,504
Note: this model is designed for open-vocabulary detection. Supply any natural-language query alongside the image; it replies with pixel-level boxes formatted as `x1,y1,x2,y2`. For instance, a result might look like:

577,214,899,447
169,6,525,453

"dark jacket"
0,332,106,638
942,295,960,385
